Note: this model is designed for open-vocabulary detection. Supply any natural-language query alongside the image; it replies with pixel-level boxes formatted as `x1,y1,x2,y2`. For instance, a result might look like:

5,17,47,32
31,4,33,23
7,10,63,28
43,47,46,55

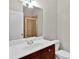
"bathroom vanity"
20,44,55,59
9,37,59,59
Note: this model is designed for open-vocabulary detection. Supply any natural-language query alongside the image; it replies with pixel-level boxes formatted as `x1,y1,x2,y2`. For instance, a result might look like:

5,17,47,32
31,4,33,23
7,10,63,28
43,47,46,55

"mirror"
9,3,43,40
23,6,43,38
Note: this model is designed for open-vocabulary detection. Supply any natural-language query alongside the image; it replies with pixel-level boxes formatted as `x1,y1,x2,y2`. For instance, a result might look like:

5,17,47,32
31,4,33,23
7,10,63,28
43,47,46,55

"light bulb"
28,3,33,8
31,1,40,7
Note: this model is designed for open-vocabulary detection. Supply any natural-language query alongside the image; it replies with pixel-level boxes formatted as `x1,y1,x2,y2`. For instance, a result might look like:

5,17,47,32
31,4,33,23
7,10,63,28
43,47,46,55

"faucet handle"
27,40,33,45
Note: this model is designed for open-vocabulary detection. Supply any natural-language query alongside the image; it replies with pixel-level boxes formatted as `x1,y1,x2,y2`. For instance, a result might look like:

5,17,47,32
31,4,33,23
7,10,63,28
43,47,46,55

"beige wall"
9,0,23,40
57,0,70,51
39,0,70,51
9,0,23,12
39,0,57,40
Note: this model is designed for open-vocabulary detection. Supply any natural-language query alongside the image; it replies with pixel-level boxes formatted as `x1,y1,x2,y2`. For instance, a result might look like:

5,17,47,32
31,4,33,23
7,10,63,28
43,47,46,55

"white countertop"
9,38,59,59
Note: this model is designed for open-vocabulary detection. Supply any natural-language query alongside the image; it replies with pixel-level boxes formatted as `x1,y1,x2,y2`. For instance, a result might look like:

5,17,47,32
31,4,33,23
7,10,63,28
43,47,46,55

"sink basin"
23,43,43,50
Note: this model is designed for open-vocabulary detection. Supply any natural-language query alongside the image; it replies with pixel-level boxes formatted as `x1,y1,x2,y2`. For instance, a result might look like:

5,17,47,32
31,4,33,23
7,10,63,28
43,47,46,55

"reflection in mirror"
23,6,43,38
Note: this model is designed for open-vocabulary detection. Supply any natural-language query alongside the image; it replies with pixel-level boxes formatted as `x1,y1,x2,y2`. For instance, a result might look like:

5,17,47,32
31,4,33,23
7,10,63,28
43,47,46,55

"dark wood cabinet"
30,51,41,59
20,44,55,59
41,45,55,59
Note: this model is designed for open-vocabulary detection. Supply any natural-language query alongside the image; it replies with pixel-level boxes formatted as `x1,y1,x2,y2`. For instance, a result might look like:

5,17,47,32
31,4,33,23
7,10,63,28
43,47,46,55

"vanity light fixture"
20,0,39,8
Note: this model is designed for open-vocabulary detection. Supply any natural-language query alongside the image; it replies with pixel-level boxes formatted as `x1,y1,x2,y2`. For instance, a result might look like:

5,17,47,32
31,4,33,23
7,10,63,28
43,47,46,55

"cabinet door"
41,45,55,59
24,16,37,38
42,52,50,59
30,51,41,59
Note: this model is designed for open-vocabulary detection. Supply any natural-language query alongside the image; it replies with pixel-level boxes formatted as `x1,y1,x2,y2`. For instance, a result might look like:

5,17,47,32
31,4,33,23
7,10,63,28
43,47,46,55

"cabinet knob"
48,49,51,52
